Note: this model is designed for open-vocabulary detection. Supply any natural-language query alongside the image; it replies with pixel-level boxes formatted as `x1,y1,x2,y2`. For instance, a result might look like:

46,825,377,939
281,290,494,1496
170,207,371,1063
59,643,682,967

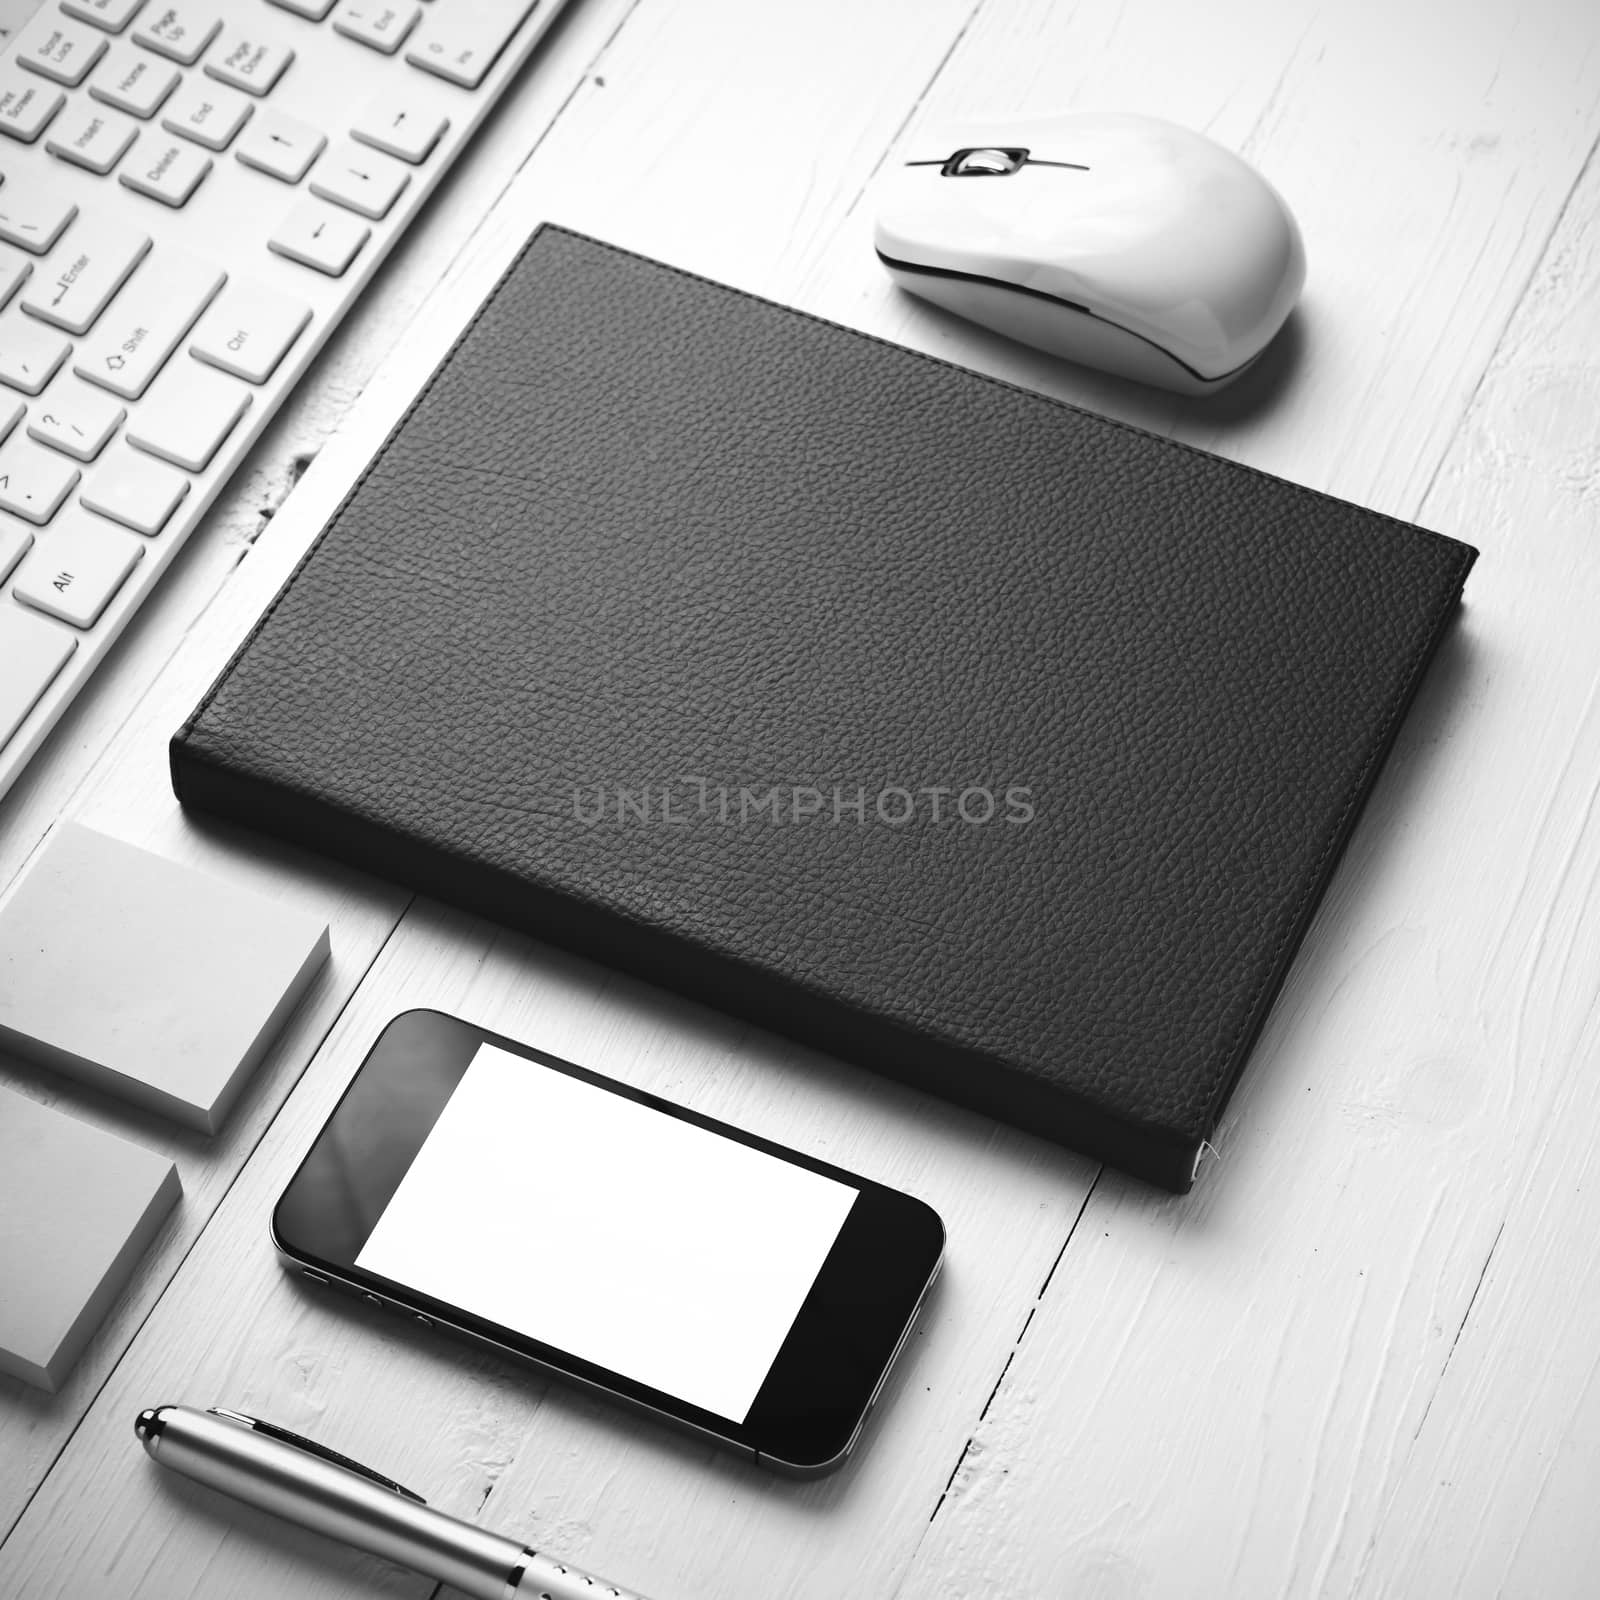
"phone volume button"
301,1269,329,1287
362,1293,384,1310
412,1313,432,1330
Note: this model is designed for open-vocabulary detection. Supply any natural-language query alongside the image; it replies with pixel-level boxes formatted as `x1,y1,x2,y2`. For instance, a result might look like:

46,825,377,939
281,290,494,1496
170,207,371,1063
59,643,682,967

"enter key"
19,217,149,337
188,279,311,384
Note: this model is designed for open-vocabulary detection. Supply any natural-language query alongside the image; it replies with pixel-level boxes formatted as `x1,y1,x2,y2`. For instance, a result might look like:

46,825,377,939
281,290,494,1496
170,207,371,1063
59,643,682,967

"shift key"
74,251,224,400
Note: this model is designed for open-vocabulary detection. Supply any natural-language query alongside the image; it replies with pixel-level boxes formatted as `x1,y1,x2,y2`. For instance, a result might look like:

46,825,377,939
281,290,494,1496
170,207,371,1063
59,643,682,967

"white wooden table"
4,1,1599,1595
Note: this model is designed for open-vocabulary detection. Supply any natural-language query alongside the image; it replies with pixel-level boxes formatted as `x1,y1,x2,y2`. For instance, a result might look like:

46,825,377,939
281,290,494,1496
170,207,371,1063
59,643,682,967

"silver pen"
135,1404,653,1600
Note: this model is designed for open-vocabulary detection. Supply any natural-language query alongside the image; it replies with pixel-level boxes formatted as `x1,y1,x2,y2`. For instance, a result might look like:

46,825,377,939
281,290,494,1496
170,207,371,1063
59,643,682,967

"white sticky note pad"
0,823,330,1133
0,1087,180,1392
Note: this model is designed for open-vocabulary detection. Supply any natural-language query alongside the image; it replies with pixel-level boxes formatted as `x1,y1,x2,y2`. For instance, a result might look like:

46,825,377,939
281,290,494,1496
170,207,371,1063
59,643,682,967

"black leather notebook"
172,225,1476,1190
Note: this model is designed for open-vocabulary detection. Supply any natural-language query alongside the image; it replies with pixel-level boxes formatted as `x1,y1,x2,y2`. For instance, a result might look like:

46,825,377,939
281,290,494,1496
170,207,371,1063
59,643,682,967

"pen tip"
134,1408,164,1444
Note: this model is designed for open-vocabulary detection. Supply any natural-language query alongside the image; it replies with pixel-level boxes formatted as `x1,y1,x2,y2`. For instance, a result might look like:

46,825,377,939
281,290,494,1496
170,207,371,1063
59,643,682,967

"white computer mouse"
873,112,1306,394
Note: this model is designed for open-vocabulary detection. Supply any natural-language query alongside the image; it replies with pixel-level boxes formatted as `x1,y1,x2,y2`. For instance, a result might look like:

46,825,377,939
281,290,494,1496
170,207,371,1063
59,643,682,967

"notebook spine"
168,730,1204,1192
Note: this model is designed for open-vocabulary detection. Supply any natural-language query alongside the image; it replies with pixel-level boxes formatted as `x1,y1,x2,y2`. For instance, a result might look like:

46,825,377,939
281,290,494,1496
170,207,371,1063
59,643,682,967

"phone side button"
362,1293,384,1310
301,1269,329,1287
412,1314,432,1330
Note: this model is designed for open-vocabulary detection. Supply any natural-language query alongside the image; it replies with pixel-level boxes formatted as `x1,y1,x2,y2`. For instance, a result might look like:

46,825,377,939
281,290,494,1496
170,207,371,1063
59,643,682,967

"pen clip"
208,1409,427,1503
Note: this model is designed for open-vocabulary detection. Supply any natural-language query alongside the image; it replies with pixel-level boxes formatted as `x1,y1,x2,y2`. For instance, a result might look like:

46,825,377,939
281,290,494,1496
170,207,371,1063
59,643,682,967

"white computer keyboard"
0,0,572,800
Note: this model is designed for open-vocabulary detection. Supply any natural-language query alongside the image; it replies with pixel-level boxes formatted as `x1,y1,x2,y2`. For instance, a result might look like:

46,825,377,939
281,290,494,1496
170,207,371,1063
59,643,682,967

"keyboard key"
405,2,534,89
89,42,181,118
266,0,335,17
28,382,127,462
75,250,225,399
132,5,221,66
351,90,446,164
62,0,149,31
0,603,76,747
236,107,324,182
204,29,294,96
79,443,188,533
125,357,250,471
0,395,22,441
13,507,143,627
14,14,108,88
0,313,70,394
0,174,77,254
0,433,82,523
0,247,31,310
0,66,66,143
21,217,151,335
161,79,252,150
189,279,310,383
268,198,368,277
0,518,31,580
332,2,420,55
46,102,140,174
118,131,212,206
309,138,409,220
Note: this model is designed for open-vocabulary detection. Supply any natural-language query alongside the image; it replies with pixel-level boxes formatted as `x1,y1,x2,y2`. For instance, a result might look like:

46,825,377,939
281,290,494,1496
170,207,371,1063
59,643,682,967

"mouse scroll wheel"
943,147,1029,177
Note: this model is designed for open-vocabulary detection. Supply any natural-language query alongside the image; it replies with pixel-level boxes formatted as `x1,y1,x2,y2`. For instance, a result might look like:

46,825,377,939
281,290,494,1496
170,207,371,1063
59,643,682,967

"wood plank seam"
919,1171,1103,1533
496,0,653,208
1407,1219,1505,1447
1409,126,1600,523
851,0,991,205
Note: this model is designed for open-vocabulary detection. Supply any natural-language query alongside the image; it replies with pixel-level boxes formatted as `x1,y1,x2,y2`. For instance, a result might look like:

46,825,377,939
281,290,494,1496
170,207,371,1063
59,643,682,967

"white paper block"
0,1088,181,1392
0,822,331,1132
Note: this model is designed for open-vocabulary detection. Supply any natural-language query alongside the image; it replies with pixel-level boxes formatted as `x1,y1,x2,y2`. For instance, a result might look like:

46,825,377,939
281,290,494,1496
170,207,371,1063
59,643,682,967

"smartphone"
273,1010,944,1474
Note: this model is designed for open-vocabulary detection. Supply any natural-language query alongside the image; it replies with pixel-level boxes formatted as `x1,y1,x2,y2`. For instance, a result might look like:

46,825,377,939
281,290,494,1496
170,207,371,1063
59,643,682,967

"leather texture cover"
171,225,1477,1191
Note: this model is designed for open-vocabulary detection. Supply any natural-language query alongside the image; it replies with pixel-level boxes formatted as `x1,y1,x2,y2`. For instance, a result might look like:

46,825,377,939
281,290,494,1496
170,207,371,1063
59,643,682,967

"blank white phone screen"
356,1044,859,1422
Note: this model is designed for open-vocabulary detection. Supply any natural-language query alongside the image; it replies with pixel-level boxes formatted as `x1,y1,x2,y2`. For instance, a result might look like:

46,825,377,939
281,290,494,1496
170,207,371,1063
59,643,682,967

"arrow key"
309,137,409,220
351,90,447,164
268,197,369,277
236,107,325,183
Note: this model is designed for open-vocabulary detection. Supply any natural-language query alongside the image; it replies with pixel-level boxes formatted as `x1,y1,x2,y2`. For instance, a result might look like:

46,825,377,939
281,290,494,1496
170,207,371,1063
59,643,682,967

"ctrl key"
0,601,76,748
